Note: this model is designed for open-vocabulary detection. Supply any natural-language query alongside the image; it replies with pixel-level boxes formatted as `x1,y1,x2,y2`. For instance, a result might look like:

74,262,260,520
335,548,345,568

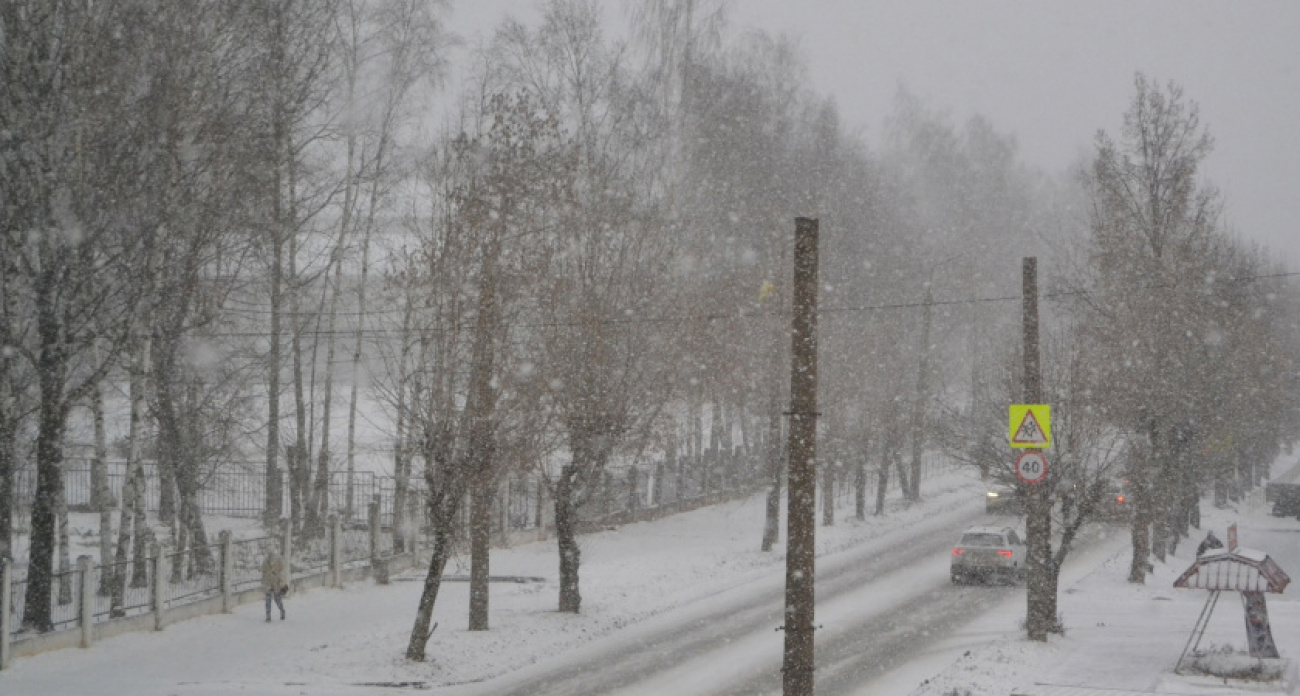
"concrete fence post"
219,531,233,613
2,557,12,670
329,515,342,589
77,555,94,648
151,543,166,631
369,495,388,584
629,467,640,520
368,496,380,563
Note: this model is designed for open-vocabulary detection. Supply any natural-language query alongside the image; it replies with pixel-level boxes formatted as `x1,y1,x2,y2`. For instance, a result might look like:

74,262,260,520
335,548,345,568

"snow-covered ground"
3,462,1298,695
909,475,1300,696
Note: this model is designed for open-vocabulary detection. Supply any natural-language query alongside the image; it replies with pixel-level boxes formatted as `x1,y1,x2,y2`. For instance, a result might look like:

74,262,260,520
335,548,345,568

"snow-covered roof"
1174,548,1291,593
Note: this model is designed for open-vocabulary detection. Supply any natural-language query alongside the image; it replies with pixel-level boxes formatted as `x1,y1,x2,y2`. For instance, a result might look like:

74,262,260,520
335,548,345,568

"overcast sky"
447,1,1299,268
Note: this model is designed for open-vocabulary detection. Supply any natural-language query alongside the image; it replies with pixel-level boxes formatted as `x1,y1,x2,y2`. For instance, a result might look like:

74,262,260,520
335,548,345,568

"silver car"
951,525,1026,585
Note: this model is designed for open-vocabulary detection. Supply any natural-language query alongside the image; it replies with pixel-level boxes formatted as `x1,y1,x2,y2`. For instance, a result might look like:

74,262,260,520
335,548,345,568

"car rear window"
960,533,1004,547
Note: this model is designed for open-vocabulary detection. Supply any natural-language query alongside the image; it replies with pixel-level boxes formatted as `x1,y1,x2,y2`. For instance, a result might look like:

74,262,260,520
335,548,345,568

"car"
951,525,1026,585
1095,480,1130,523
985,486,1021,515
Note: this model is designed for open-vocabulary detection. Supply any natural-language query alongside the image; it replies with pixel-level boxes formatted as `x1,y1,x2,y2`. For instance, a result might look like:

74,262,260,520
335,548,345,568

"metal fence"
339,528,371,568
230,537,279,594
92,558,153,622
6,568,82,638
9,461,390,523
164,543,222,608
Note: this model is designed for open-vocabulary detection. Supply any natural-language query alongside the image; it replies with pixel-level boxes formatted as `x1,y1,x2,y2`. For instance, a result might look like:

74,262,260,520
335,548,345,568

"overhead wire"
191,268,1300,339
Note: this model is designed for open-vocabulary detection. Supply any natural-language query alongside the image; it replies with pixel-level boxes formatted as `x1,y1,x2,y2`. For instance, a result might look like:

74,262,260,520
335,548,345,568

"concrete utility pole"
1022,257,1052,641
782,218,819,696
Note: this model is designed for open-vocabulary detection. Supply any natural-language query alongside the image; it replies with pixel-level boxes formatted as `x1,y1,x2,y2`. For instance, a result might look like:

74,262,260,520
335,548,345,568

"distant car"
951,525,1026,585
1094,480,1130,524
985,486,1021,515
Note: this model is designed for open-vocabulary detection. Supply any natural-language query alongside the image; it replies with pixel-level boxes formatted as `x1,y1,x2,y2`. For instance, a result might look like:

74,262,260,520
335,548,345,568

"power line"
174,268,1300,339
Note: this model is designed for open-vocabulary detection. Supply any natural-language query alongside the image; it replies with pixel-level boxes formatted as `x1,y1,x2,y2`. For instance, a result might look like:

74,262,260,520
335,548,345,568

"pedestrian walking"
261,550,289,622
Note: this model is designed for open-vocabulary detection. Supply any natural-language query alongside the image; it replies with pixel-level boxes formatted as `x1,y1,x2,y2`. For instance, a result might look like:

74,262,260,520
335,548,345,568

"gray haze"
450,0,1300,266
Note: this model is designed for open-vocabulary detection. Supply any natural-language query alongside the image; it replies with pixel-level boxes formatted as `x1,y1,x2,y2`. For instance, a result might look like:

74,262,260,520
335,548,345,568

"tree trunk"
24,358,69,631
289,228,308,536
158,456,177,527
91,372,115,589
555,466,582,613
404,518,454,661
345,208,376,526
874,447,890,516
1128,463,1152,583
854,452,867,521
265,226,284,527
112,333,151,611
760,427,781,551
672,438,684,502
57,484,72,605
893,447,910,501
821,456,834,526
1129,509,1151,583
392,435,409,552
390,307,413,548
0,405,14,562
310,236,348,537
468,478,492,630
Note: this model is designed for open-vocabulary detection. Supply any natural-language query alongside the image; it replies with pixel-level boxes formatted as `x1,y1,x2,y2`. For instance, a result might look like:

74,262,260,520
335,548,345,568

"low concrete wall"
93,612,157,643
10,626,83,658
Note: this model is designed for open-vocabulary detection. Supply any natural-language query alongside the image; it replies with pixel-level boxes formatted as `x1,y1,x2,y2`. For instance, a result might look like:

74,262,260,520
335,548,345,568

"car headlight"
987,491,999,498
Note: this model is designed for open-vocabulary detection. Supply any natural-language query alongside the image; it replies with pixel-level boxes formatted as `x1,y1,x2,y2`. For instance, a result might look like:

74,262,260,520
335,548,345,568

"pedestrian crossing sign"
1009,404,1051,448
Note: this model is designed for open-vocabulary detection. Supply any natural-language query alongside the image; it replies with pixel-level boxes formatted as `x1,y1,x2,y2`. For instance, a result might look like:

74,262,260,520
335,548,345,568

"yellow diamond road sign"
1009,404,1051,448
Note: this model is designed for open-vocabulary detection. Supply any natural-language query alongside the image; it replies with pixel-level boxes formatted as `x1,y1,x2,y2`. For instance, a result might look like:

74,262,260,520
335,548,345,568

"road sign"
1009,404,1051,448
1015,451,1048,485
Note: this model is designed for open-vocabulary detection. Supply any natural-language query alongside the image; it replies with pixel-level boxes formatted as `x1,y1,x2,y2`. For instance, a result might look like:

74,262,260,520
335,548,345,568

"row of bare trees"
390,0,1107,658
0,0,450,631
945,76,1300,638
3,0,1295,656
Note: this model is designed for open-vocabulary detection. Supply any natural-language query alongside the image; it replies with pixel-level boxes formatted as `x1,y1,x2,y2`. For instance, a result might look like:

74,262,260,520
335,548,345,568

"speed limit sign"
1015,451,1048,485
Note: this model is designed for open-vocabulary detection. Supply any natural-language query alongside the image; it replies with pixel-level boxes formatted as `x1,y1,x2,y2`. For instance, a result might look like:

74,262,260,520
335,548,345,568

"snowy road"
452,507,1028,696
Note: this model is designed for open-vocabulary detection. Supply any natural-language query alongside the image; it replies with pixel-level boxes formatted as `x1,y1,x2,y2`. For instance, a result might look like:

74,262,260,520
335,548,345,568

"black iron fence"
7,448,952,569
9,461,392,524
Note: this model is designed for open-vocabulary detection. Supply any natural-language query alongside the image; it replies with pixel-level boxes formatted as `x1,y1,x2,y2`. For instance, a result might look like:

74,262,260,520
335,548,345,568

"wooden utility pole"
783,218,819,696
1022,257,1051,641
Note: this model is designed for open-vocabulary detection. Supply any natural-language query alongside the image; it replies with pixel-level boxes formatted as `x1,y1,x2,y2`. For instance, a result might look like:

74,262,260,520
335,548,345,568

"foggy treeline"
2,0,1296,648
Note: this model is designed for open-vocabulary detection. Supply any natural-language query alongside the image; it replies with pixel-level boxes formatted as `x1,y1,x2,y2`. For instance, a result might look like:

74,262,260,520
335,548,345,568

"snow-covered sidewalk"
1,468,988,695
911,477,1300,696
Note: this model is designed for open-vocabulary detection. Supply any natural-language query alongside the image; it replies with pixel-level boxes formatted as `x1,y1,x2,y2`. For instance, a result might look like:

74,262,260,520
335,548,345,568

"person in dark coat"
1196,530,1224,556
261,551,289,621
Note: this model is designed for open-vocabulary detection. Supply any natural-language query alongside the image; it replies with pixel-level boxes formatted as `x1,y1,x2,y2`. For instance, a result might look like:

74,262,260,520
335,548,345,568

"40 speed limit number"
1014,451,1048,485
